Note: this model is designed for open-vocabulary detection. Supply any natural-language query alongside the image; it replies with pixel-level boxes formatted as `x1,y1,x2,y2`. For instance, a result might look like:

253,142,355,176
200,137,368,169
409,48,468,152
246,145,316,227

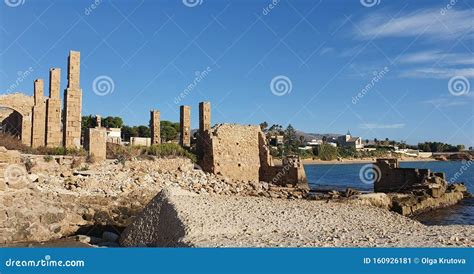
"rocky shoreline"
0,152,472,247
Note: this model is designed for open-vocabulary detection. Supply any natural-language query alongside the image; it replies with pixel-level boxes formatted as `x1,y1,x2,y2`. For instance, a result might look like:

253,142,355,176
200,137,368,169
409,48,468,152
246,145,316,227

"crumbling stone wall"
374,158,446,195
63,51,82,149
197,123,309,189
0,146,24,191
198,124,261,182
180,105,191,148
258,132,308,190
150,110,160,145
31,79,46,148
46,68,62,147
0,93,34,144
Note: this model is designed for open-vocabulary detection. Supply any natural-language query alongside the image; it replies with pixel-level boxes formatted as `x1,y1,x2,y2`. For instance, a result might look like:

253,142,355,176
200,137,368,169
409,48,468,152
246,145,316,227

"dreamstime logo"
270,75,292,96
84,0,102,16
360,0,380,8
5,67,34,94
174,66,212,104
352,66,389,104
182,0,202,8
92,75,115,96
4,164,28,184
440,0,458,15
4,0,25,8
359,164,381,184
449,159,473,183
448,76,470,96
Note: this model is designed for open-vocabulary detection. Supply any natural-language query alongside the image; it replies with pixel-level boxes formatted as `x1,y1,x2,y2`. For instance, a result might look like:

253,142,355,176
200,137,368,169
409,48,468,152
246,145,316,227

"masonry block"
150,110,160,145
31,79,46,148
180,105,191,148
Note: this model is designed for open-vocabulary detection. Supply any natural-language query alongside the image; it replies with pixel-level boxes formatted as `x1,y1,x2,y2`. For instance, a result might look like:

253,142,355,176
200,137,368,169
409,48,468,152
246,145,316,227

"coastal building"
306,139,322,146
268,135,284,146
106,128,122,144
337,131,363,150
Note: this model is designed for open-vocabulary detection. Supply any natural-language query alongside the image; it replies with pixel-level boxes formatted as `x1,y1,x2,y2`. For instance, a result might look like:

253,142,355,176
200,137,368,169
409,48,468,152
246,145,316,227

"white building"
337,131,364,150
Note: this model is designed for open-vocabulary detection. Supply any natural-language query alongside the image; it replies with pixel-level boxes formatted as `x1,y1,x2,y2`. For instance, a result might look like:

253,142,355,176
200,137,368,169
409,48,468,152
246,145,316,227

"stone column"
46,68,62,147
180,105,191,148
63,51,83,149
31,79,46,148
199,101,211,132
150,110,160,145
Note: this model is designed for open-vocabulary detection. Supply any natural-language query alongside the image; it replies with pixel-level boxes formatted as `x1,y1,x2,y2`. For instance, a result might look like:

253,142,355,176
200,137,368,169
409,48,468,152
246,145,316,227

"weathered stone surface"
63,51,82,149
0,93,34,145
46,68,62,147
197,123,308,189
31,79,46,148
179,105,191,148
150,110,160,145
198,101,211,132
86,128,107,161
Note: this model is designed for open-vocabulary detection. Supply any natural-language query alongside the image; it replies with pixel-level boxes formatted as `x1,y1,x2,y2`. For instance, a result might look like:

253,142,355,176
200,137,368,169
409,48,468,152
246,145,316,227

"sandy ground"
121,188,473,247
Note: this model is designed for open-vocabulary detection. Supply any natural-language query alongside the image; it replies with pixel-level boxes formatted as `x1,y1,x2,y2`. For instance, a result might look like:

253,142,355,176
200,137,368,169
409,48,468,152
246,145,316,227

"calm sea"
304,161,474,225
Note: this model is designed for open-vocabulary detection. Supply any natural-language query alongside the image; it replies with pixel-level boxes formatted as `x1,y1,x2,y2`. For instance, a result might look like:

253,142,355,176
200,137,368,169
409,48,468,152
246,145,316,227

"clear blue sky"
1,0,473,147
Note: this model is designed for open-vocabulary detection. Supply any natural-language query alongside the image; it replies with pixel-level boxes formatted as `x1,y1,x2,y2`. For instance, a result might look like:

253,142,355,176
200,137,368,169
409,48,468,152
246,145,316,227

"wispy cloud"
359,123,405,129
423,94,473,107
399,67,474,79
399,50,474,65
355,8,473,41
319,47,334,56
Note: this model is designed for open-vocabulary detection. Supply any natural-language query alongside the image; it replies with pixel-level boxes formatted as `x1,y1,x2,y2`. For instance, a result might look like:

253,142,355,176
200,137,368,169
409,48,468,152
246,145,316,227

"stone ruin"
374,158,447,197
373,158,468,215
0,51,83,149
195,102,309,190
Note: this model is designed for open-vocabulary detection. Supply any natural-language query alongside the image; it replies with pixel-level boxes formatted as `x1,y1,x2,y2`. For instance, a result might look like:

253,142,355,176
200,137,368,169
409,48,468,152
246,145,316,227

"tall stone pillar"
180,105,191,148
46,68,62,147
199,101,211,132
150,110,160,145
63,51,83,149
31,79,46,148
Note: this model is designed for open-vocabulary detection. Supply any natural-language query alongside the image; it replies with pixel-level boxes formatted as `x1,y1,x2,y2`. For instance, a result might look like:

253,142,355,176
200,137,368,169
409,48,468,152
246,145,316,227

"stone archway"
0,93,34,145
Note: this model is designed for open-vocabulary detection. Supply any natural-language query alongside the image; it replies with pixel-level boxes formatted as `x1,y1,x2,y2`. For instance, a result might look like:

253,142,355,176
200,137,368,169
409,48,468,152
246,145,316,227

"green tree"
102,116,123,128
316,144,338,161
160,121,180,141
283,124,298,155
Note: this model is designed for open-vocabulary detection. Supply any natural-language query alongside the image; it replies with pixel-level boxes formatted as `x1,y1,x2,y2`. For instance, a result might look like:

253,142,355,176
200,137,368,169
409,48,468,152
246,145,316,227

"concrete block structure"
199,102,211,132
46,68,62,147
31,79,46,148
85,128,107,161
150,110,160,145
179,105,191,148
63,51,83,149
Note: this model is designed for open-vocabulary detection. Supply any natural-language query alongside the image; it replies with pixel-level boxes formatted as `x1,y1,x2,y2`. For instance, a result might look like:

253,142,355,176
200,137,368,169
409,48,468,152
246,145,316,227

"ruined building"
195,102,308,190
374,158,447,196
0,51,83,149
